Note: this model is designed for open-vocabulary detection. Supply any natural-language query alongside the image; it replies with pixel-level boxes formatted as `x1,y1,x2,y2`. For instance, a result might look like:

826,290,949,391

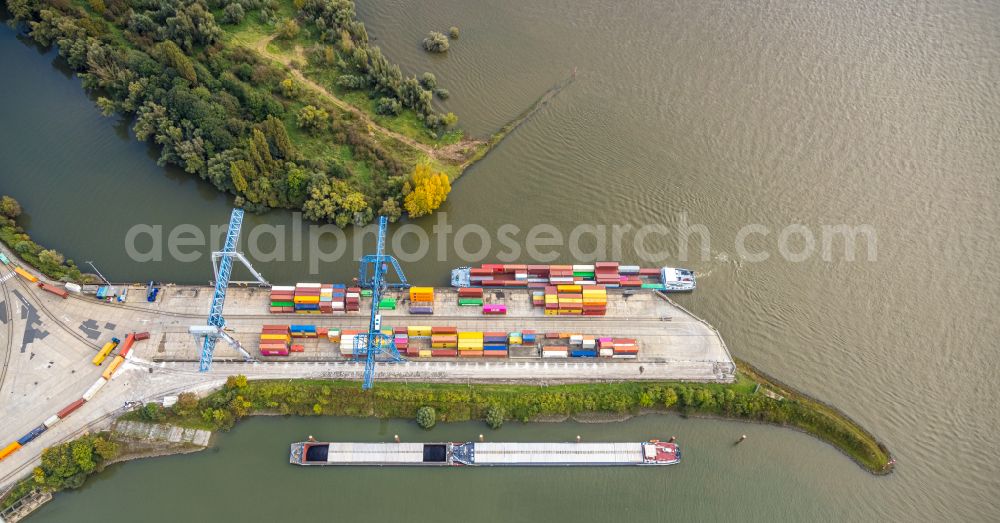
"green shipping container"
361,289,374,297
641,283,665,290
271,301,294,307
573,271,595,278
458,298,484,306
378,298,397,310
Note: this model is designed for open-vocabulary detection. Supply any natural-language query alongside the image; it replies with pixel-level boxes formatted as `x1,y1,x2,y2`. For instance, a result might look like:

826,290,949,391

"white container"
44,414,61,428
296,283,322,288
612,354,637,359
542,350,568,358
64,283,82,293
82,378,108,401
619,265,640,274
599,348,613,357
271,286,296,292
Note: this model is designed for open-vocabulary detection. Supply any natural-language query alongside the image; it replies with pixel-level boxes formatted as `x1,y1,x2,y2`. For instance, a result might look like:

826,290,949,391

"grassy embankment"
122,361,894,475
217,0,476,182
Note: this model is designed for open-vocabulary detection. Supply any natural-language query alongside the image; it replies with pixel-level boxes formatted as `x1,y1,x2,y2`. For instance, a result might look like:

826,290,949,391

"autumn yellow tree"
404,164,451,217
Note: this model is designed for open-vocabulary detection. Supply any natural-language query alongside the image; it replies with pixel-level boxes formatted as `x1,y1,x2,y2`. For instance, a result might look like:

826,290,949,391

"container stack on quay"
538,285,608,316
483,332,508,357
539,333,639,359
460,263,667,288
346,287,361,312
458,331,485,357
458,287,484,307
260,325,291,356
409,287,435,314
269,286,295,313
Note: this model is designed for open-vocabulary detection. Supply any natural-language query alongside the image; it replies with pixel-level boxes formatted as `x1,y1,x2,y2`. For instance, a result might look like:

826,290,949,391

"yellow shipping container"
101,355,126,380
418,350,433,358
294,296,320,304
458,332,483,339
557,284,582,292
14,267,39,283
408,326,432,337
261,334,291,341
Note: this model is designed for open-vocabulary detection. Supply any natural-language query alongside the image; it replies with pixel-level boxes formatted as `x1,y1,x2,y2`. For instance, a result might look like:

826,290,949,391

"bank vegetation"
125,364,894,474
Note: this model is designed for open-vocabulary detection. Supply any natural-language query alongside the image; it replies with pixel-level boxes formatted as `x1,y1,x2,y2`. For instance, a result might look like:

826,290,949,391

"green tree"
38,249,65,267
277,19,301,40
485,405,504,429
173,392,200,416
226,375,249,390
663,388,678,408
88,0,106,15
375,97,401,116
222,3,245,24
419,72,436,90
0,196,21,218
434,88,449,100
296,105,330,133
441,112,458,128
156,40,197,84
422,31,449,53
448,26,460,39
416,406,436,429
280,77,299,98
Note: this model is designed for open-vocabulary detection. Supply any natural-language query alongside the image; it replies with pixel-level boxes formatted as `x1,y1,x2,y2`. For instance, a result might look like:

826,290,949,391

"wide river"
2,0,999,521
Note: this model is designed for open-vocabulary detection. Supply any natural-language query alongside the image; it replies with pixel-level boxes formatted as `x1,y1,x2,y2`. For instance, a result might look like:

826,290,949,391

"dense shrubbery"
403,163,451,217
415,406,436,429
0,196,87,282
422,31,448,53
7,0,451,225
32,434,119,491
140,373,890,473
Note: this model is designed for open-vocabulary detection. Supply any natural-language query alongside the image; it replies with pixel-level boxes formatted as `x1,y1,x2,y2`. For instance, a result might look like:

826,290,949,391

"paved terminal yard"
0,266,733,489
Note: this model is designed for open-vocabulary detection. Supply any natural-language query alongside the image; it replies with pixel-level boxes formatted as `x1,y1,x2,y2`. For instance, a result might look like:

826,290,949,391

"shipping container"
82,378,108,401
118,333,136,357
101,356,126,380
17,425,47,446
14,267,38,282
38,282,68,298
0,442,21,460
92,338,120,366
135,332,150,341
57,398,86,418
44,414,61,428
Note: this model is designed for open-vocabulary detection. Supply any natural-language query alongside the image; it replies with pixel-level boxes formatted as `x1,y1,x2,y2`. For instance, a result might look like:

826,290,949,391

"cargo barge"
290,440,680,466
451,262,695,292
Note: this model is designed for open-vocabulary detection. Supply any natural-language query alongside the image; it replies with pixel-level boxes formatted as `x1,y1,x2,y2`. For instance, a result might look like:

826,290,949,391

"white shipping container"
599,348,614,357
82,378,108,401
612,354,637,359
64,283,82,293
572,264,594,271
542,351,568,358
44,414,61,428
619,265,641,274
575,280,597,285
271,286,296,292
296,283,322,288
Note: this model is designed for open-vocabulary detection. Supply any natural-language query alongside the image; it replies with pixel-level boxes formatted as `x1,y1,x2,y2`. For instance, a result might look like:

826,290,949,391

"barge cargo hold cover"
290,440,680,466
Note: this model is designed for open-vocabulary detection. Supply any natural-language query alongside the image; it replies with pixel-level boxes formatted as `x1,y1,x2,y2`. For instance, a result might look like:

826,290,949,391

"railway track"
0,266,15,394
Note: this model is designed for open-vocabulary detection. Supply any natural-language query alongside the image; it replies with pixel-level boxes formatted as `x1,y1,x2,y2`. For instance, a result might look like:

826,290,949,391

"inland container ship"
290,439,680,467
451,262,695,292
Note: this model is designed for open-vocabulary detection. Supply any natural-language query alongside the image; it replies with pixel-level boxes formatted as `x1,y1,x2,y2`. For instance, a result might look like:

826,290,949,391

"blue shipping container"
17,425,47,445
570,350,597,358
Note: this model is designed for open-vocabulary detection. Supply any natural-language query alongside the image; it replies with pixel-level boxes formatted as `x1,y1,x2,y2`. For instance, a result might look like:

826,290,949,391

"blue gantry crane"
190,208,270,371
354,216,409,389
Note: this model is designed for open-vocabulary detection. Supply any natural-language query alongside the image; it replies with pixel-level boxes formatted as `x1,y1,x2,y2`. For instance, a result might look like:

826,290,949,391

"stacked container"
346,287,361,312
260,325,291,356
330,284,346,313
319,284,335,313
457,331,484,357
595,262,620,285
461,262,670,288
582,286,608,315
483,332,508,357
458,286,484,307
409,287,434,315
339,329,362,356
270,285,295,313
294,283,321,314
378,297,397,310
542,346,569,358
290,325,318,339
568,334,597,357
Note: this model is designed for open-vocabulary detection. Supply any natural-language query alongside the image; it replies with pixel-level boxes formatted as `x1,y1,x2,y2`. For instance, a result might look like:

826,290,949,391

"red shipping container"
431,349,458,357
431,326,458,334
290,345,305,353
58,398,86,418
135,332,150,341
